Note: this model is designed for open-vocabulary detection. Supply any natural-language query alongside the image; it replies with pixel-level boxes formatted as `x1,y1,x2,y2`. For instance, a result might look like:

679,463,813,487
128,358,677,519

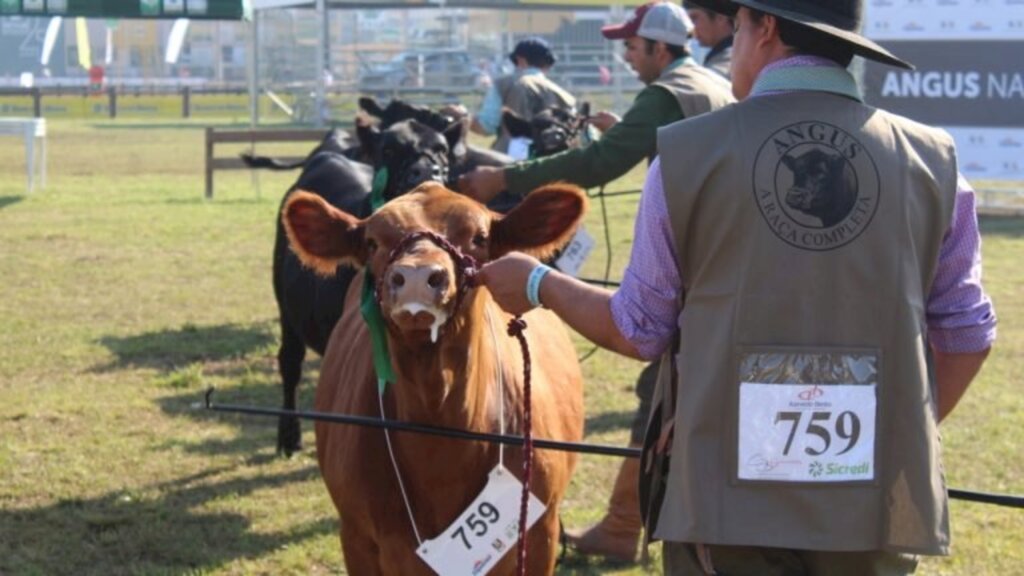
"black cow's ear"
358,96,386,119
442,120,464,153
282,190,368,275
356,122,381,155
502,110,531,138
490,184,587,260
780,154,795,170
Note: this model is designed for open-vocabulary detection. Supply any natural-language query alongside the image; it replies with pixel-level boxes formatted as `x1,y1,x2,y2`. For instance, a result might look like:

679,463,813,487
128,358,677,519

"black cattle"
501,103,589,158
273,117,462,456
240,128,366,171
782,148,858,227
357,96,513,181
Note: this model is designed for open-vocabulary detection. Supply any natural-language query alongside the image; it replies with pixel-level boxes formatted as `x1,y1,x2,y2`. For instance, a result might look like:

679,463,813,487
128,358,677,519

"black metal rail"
204,389,1024,509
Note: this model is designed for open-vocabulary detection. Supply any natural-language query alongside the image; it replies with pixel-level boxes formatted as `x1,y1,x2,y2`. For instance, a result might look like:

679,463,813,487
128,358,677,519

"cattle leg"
340,522,384,575
277,318,306,456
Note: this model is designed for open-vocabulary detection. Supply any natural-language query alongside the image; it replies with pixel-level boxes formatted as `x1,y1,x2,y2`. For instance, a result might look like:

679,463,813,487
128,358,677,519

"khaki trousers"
662,542,919,576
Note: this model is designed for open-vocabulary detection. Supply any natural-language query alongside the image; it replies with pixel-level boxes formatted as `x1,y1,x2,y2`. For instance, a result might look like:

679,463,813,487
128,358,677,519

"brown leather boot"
564,455,643,563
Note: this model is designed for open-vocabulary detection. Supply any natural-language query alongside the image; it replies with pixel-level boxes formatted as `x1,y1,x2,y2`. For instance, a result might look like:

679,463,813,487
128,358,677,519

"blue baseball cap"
509,37,556,67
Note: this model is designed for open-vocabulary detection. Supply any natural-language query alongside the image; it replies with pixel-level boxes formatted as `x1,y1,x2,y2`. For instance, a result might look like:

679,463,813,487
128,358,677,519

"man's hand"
439,103,469,121
477,252,542,316
458,166,507,204
589,111,621,133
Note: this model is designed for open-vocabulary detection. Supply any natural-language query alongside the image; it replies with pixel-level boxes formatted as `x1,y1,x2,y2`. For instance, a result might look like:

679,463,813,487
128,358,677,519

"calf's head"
282,182,586,344
502,106,584,158
357,118,463,202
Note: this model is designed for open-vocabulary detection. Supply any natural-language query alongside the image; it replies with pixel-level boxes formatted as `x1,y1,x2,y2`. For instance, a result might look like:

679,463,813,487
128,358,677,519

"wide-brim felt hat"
686,0,912,69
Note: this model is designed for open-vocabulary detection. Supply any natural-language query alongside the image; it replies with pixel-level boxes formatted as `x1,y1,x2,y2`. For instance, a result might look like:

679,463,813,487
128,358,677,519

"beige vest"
654,91,958,554
652,61,734,121
492,72,576,153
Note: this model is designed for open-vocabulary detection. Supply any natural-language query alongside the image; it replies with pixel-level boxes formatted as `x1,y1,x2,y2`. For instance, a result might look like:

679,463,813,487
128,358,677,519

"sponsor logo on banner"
863,42,1024,128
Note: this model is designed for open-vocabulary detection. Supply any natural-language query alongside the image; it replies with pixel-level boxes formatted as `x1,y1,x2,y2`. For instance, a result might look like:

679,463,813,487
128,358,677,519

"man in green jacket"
461,1,734,564
460,1,732,203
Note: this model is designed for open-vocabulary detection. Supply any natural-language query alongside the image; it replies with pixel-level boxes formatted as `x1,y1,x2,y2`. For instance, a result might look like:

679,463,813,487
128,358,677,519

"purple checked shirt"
610,59,997,361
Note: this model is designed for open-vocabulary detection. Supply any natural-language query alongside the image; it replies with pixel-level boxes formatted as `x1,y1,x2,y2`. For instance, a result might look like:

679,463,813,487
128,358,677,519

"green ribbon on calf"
362,166,396,393
370,166,388,212
361,272,396,393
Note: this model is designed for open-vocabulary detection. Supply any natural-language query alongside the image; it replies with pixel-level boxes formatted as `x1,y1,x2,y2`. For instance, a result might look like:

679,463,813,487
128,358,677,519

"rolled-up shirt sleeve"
610,158,684,360
926,174,997,353
476,84,502,135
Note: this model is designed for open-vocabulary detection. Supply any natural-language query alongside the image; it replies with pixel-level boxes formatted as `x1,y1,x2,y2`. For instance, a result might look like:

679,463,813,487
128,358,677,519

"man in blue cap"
469,37,575,154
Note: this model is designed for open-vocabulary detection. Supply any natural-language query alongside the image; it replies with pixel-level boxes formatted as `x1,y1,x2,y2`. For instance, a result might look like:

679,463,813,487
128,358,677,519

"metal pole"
248,9,260,128
202,389,1024,509
314,0,328,128
205,388,639,459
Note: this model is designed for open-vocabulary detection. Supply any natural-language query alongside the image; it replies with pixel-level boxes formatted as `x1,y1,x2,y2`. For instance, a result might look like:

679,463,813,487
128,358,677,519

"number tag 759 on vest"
737,383,877,483
416,464,546,576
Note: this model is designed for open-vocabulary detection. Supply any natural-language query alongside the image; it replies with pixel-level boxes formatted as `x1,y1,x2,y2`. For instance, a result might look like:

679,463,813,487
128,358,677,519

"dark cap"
685,0,912,69
509,37,556,68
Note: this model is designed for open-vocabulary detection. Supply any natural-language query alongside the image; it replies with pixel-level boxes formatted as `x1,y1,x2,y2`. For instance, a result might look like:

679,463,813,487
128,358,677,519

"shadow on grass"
980,215,1024,238
556,552,656,575
95,322,275,372
155,362,324,458
0,465,333,575
584,409,636,437
0,196,24,210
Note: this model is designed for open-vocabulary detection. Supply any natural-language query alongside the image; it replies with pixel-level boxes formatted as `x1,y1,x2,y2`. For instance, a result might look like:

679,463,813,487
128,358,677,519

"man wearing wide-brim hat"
474,0,997,574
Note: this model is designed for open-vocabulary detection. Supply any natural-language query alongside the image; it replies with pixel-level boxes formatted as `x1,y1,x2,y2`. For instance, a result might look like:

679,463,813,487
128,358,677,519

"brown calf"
282,182,586,575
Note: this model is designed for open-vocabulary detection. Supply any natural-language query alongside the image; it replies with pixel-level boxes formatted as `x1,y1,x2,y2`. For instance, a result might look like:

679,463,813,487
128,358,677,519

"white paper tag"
738,383,876,482
507,137,532,161
416,464,546,576
554,226,596,278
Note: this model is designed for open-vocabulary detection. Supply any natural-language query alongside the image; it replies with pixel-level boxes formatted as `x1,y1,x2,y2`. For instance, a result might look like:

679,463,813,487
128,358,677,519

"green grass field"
0,120,1019,575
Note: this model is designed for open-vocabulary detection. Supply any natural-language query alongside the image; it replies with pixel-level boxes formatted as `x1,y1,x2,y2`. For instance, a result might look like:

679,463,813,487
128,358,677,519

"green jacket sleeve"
504,85,684,195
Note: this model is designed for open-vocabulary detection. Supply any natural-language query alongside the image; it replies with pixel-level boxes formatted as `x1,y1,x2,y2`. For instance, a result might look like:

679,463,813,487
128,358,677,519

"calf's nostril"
427,270,447,289
391,272,406,289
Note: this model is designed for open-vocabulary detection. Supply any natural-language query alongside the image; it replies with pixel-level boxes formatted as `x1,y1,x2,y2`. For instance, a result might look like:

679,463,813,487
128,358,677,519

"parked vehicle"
358,49,485,92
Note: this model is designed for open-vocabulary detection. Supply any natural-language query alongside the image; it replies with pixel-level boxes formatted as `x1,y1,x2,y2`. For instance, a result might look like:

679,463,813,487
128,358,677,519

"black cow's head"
359,96,470,180
501,106,585,158
781,148,857,227
356,117,463,202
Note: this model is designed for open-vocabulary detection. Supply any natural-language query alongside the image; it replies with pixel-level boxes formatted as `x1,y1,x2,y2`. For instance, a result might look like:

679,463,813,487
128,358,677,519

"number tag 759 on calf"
416,464,546,576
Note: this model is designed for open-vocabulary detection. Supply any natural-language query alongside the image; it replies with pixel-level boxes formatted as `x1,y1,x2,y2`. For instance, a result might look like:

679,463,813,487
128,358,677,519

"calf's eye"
472,233,487,247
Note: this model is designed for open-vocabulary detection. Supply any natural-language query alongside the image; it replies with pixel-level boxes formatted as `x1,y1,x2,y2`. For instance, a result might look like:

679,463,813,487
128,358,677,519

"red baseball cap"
601,2,694,45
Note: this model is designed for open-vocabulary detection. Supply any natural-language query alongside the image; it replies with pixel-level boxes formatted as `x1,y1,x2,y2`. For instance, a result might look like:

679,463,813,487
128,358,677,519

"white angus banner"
861,0,1024,182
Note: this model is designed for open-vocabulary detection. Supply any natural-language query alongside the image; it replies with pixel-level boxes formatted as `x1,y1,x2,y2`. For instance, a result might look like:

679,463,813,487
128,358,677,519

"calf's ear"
501,110,531,138
282,190,367,276
490,184,587,260
358,96,386,119
442,120,465,156
356,120,381,157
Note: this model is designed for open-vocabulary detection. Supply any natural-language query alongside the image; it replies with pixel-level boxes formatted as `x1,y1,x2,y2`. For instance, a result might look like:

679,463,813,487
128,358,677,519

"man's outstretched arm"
478,252,643,360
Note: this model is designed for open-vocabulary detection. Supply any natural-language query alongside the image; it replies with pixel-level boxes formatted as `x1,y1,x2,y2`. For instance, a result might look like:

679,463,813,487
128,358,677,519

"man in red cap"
462,3,734,563
460,2,732,204
475,0,996,573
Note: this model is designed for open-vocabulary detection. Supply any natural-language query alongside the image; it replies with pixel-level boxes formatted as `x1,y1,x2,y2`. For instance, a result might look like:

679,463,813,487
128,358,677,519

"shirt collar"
520,67,544,76
705,36,733,61
662,56,697,75
750,55,862,101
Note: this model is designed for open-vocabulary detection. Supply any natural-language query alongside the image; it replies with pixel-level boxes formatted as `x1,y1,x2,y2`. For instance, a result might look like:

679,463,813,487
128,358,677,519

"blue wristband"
525,264,553,309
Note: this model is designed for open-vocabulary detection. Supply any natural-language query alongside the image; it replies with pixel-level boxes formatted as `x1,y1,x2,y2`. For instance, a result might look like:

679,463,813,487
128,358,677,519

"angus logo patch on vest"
753,122,880,251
